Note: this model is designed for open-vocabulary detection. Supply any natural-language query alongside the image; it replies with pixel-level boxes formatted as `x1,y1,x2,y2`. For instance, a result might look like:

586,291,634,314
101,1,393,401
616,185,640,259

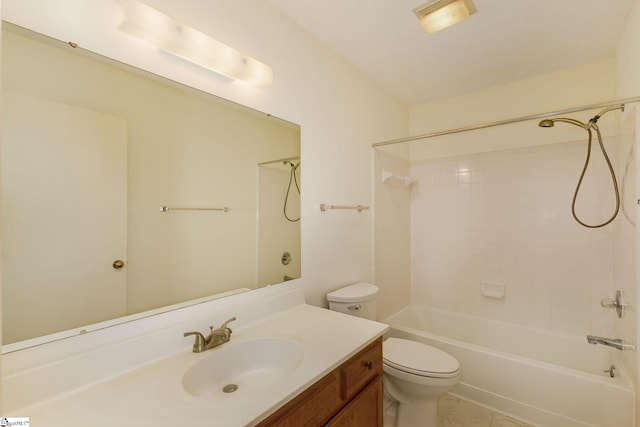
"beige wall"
408,59,616,160
617,0,640,99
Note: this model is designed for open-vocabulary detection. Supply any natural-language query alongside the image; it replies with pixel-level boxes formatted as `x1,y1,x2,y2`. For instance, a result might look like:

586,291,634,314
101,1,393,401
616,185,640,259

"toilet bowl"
383,337,461,427
326,283,462,427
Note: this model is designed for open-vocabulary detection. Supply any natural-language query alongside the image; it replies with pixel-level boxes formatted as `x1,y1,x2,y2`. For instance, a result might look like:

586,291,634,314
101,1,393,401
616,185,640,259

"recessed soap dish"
481,282,505,299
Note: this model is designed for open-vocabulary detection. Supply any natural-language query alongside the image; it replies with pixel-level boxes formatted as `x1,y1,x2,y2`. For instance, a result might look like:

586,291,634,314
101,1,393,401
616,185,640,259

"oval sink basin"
182,337,304,399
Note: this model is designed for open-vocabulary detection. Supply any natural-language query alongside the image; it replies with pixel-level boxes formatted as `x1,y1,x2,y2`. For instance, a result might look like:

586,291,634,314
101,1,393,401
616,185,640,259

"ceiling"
267,0,635,106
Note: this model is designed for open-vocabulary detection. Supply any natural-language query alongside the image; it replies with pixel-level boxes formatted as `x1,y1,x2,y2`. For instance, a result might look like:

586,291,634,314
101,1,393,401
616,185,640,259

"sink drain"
223,384,238,393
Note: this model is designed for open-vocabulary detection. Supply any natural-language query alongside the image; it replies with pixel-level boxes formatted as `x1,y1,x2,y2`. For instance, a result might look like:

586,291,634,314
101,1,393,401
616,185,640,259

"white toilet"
327,283,461,427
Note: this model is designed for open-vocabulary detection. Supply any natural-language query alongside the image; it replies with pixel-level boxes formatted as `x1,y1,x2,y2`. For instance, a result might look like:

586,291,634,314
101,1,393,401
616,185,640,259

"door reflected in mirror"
1,24,301,348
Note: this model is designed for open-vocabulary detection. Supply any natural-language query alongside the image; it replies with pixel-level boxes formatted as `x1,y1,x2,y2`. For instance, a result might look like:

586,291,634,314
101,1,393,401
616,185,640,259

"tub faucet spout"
586,335,635,351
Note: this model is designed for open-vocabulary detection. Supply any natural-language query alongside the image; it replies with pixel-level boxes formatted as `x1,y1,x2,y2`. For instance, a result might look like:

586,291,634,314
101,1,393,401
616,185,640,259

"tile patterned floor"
438,395,536,427
384,393,536,427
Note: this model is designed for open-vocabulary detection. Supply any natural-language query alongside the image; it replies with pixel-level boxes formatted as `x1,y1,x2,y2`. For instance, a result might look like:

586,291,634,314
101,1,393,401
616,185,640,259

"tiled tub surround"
385,306,634,427
2,285,388,426
410,138,633,337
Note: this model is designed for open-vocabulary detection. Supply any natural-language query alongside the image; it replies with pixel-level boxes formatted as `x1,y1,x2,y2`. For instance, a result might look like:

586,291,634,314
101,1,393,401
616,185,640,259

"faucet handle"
220,316,237,331
184,331,207,353
600,290,628,319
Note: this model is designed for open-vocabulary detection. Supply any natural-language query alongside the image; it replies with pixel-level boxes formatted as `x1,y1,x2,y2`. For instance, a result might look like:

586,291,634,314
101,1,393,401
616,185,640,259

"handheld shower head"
539,117,590,129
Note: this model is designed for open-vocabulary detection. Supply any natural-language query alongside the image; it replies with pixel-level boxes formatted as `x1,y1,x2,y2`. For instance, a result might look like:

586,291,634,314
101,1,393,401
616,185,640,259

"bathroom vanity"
2,285,388,426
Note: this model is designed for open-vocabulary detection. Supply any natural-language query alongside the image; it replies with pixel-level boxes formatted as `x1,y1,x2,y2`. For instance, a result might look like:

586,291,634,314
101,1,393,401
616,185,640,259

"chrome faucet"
586,335,636,351
184,316,237,353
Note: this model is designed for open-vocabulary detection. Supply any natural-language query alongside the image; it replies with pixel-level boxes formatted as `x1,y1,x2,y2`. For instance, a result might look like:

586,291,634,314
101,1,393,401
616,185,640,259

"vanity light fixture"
413,0,477,34
117,0,273,88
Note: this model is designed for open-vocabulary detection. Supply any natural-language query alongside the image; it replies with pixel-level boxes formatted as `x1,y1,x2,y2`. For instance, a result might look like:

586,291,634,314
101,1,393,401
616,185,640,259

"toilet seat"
383,337,460,379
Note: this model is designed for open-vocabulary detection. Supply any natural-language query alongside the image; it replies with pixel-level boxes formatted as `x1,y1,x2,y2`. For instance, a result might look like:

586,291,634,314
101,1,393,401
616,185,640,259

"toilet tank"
327,282,378,320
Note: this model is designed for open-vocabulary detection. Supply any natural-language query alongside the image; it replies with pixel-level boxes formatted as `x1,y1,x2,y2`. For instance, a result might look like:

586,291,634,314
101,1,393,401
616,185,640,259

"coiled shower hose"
571,123,620,228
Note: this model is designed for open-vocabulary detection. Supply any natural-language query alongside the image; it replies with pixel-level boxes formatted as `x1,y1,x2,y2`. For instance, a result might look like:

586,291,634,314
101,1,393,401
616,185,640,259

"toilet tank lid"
327,282,379,303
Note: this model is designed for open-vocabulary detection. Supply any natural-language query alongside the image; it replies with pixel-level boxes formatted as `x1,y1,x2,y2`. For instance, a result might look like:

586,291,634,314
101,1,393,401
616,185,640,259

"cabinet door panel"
326,376,382,427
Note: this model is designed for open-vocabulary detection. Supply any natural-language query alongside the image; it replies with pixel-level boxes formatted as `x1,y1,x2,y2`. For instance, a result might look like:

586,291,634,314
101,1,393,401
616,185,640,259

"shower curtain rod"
372,95,640,148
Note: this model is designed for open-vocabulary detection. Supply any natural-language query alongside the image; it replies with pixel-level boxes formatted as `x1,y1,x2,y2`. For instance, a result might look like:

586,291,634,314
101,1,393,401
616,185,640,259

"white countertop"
12,304,388,426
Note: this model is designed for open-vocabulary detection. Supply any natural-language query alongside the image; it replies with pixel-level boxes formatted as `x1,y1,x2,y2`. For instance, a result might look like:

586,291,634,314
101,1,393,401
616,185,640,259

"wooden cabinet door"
325,376,382,427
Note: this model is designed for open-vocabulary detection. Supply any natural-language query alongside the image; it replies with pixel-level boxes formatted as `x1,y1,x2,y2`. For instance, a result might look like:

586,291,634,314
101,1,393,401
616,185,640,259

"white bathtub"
384,306,635,427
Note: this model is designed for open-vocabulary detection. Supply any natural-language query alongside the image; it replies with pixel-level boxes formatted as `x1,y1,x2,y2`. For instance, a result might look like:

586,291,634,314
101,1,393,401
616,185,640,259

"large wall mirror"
1,23,301,350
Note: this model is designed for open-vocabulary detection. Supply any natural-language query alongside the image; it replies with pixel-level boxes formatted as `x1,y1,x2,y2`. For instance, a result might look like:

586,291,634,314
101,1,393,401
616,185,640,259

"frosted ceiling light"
117,0,273,88
413,0,477,34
